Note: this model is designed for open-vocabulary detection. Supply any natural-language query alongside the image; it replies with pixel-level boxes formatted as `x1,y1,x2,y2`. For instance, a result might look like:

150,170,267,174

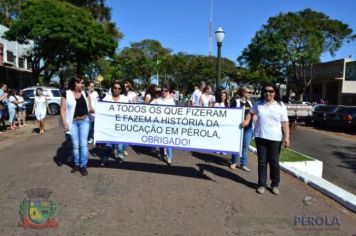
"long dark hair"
68,77,83,91
8,89,18,100
259,83,281,103
216,90,229,107
111,81,127,96
35,87,43,96
145,84,156,98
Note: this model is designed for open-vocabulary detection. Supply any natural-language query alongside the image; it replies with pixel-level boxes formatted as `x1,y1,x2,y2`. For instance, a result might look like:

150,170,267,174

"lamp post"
215,26,225,91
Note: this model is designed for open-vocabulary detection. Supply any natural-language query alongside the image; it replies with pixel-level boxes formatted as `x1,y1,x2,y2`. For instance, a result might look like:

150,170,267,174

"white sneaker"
124,150,128,156
241,166,251,172
256,186,265,194
272,187,280,195
88,138,94,144
164,156,172,166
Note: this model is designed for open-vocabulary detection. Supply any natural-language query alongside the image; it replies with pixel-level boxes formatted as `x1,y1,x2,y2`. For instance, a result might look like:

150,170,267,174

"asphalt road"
290,126,356,194
0,117,355,235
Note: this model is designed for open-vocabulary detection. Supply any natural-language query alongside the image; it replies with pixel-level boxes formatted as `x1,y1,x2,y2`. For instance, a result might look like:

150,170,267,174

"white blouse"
250,100,289,141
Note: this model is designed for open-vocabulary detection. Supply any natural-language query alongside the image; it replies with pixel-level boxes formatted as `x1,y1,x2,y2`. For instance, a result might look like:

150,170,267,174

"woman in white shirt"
16,90,26,127
199,85,214,107
144,84,156,104
242,83,290,195
32,88,49,134
150,84,175,166
7,90,19,130
213,90,229,107
101,81,129,166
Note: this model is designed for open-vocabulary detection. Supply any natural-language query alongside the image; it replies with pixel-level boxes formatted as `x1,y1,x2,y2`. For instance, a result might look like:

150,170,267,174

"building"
0,24,35,89
298,58,356,105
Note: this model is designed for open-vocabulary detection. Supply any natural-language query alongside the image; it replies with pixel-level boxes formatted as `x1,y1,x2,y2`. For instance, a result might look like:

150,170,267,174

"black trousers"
255,138,282,188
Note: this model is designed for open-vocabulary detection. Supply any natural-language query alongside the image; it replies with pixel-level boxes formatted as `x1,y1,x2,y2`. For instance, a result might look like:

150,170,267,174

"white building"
0,24,34,88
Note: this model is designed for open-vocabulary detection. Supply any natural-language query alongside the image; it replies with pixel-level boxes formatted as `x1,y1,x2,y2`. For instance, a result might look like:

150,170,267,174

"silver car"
23,86,61,115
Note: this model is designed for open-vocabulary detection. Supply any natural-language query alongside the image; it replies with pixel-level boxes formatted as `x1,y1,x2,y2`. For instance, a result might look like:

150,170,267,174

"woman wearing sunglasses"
101,81,129,166
60,76,94,176
230,87,253,172
242,83,290,195
150,84,175,166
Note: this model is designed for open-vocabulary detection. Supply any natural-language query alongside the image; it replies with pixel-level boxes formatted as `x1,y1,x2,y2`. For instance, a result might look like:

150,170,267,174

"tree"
238,9,354,100
116,39,171,87
4,0,118,84
64,0,122,40
0,0,23,27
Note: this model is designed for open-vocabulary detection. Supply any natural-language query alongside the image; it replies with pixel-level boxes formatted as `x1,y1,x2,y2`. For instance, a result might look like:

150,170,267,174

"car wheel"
48,104,60,115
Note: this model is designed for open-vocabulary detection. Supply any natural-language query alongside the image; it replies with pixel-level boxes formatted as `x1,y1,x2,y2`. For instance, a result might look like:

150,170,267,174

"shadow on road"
191,152,230,167
53,144,212,180
196,163,257,190
90,161,213,180
131,145,162,160
53,141,72,167
330,144,356,174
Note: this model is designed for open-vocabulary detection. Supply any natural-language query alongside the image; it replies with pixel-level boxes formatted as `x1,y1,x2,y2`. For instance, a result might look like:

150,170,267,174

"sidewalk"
0,123,355,235
0,115,59,150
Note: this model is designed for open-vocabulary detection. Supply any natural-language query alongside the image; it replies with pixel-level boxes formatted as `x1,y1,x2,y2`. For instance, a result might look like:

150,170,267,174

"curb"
249,145,356,213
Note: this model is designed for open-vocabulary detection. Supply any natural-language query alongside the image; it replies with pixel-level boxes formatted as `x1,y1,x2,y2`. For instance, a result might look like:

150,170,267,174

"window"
27,60,31,70
23,90,34,97
19,58,25,68
51,90,61,97
7,51,14,63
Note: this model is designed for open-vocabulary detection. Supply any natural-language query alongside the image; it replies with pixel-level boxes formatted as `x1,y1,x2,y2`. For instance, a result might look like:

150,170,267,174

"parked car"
325,106,356,131
22,95,34,117
312,104,339,127
23,86,61,115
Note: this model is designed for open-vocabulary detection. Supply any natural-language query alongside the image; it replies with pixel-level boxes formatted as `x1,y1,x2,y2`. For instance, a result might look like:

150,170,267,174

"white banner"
94,102,244,154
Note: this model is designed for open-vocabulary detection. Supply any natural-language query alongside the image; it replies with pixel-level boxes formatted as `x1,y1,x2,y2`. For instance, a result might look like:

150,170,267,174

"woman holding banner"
242,83,289,195
150,84,175,166
101,81,129,166
230,87,253,172
60,76,94,176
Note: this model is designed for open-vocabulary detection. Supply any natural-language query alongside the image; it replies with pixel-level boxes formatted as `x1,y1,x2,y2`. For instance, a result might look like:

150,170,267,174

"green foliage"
0,0,23,27
115,40,239,94
4,0,118,83
238,8,354,99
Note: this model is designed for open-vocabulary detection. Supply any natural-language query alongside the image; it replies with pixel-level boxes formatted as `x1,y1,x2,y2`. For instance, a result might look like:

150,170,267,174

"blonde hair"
237,87,250,97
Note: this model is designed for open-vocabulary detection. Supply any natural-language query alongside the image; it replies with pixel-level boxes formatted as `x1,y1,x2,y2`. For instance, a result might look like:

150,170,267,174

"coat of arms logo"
19,188,59,229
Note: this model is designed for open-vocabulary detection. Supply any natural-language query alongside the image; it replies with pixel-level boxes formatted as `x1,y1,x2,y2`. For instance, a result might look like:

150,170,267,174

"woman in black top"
60,76,93,176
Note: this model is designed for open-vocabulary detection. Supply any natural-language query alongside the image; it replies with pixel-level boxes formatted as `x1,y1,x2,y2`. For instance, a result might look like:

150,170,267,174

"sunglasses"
113,87,122,90
162,89,168,92
264,90,275,93
246,91,252,94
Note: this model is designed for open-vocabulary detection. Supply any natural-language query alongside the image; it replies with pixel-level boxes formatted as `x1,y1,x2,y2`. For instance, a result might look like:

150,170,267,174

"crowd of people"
0,84,49,134
1,77,290,195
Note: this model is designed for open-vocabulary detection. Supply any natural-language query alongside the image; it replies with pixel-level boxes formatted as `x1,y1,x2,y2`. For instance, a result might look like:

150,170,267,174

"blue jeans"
88,119,94,140
70,117,90,168
160,147,173,160
231,127,253,166
8,106,16,123
103,143,128,161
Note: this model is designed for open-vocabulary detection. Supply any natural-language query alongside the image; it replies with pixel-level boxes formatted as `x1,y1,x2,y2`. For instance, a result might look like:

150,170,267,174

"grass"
250,140,312,162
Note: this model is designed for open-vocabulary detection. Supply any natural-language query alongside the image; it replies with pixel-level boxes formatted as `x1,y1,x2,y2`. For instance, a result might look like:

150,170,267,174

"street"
0,116,355,235
290,125,356,194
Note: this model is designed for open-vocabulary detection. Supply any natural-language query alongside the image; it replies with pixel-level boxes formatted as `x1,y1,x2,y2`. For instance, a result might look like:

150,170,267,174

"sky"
106,0,356,63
